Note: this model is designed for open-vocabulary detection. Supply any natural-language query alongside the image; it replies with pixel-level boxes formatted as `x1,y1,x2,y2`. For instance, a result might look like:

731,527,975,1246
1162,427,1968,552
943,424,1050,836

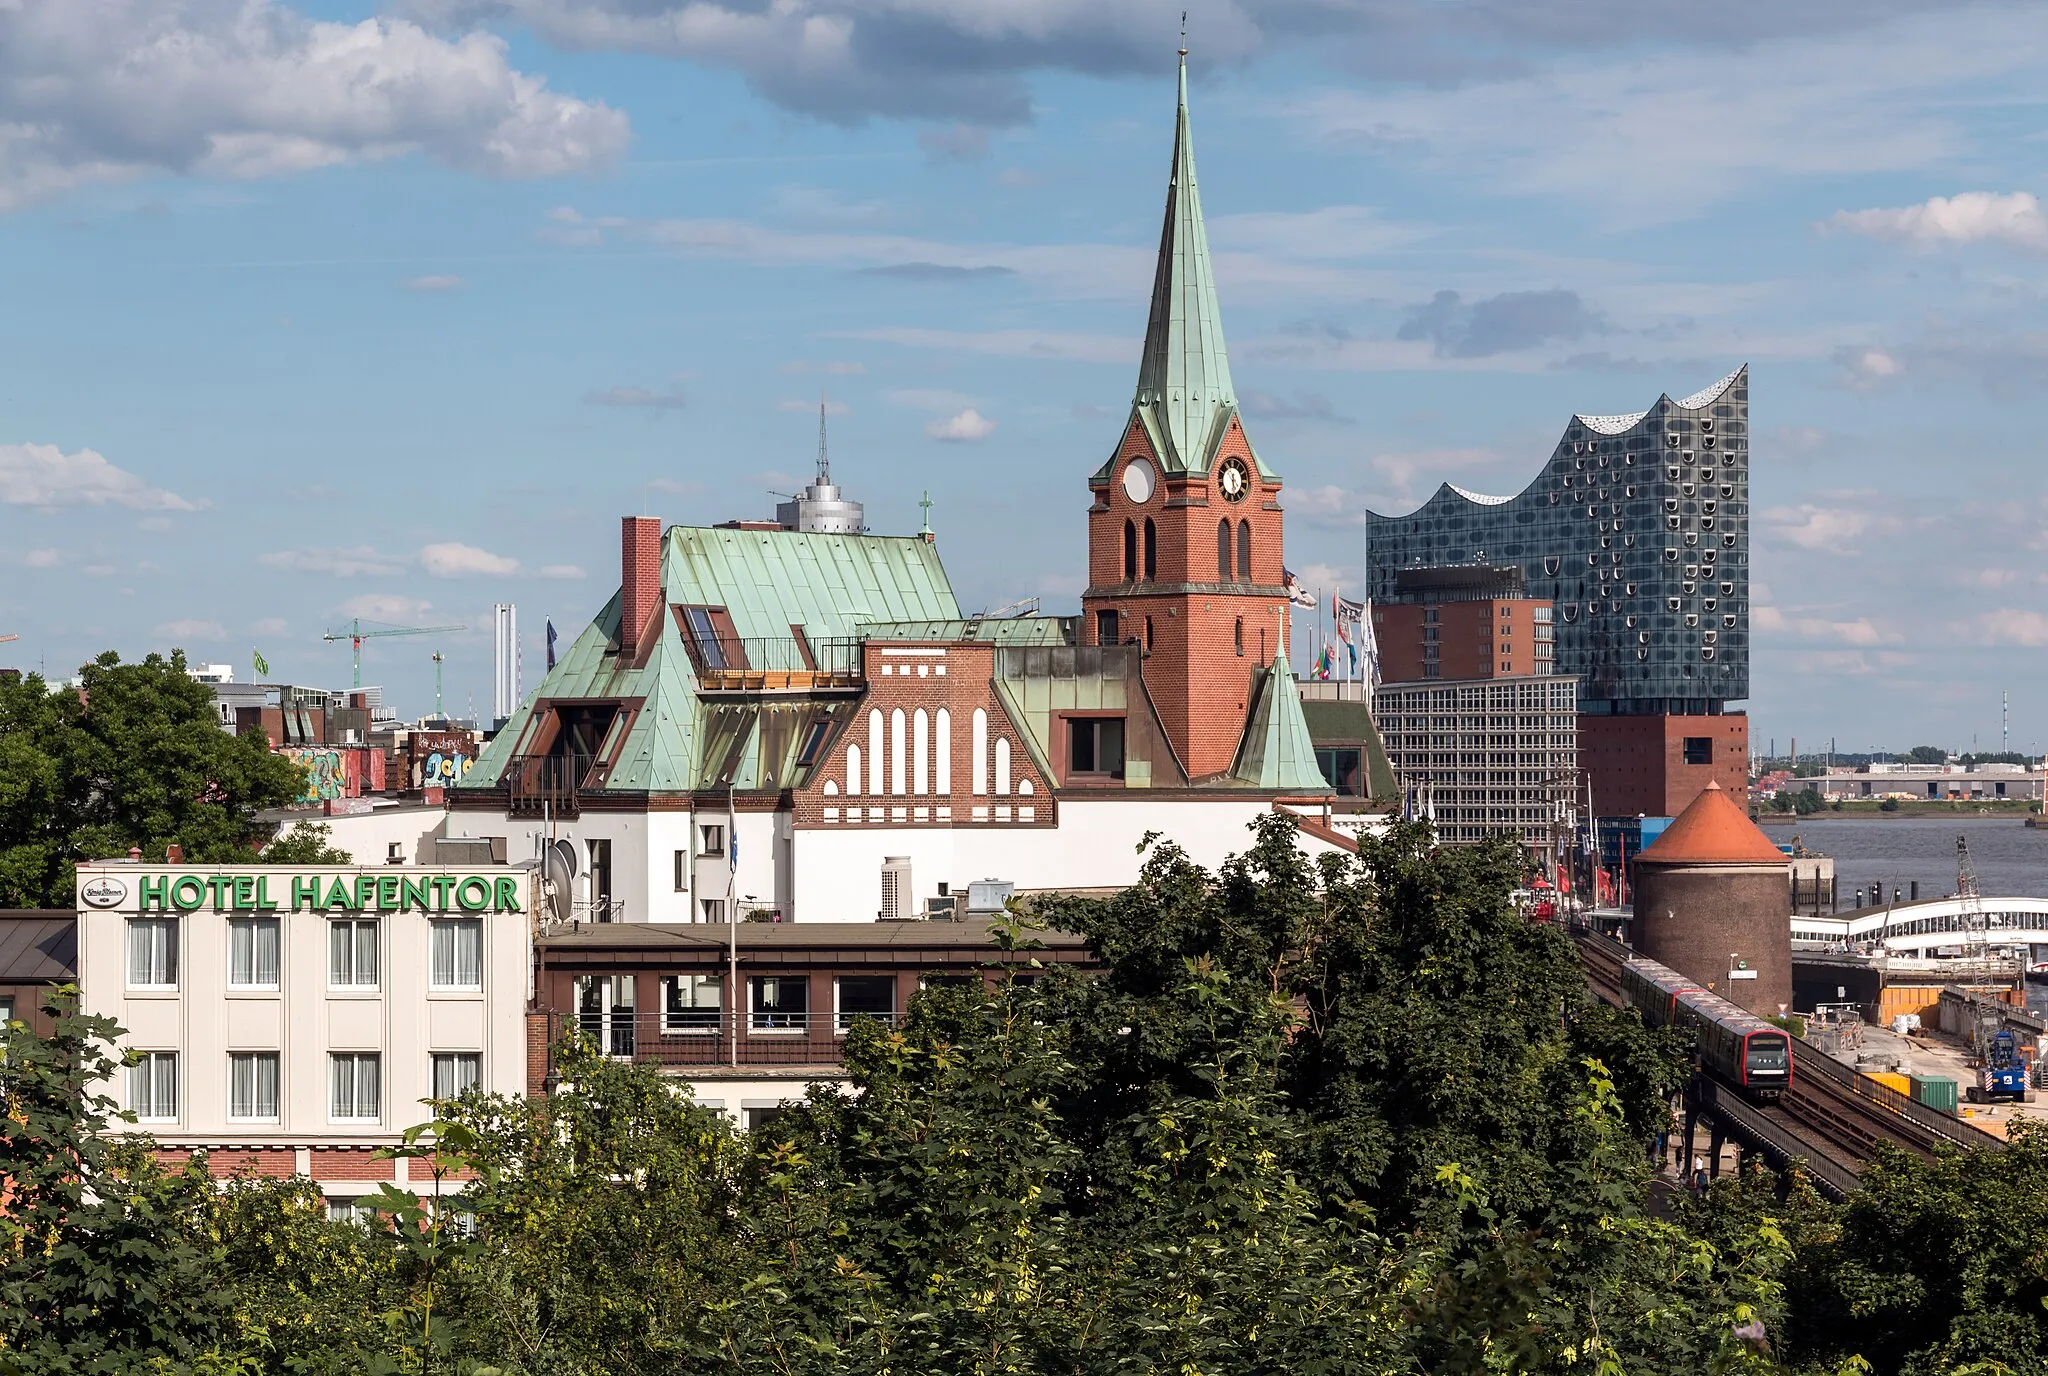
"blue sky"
3,0,2047,753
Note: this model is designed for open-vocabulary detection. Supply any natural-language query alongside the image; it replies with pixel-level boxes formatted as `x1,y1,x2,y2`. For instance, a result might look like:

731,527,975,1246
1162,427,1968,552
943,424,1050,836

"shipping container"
1910,1075,1959,1115
1868,1071,1912,1096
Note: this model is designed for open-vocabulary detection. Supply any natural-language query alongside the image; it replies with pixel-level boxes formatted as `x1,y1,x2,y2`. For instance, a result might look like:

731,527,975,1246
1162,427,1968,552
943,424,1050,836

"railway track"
1571,930,1999,1198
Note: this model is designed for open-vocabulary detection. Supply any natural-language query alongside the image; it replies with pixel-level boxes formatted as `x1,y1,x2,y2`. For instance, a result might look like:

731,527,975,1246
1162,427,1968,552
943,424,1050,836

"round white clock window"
1121,457,1156,504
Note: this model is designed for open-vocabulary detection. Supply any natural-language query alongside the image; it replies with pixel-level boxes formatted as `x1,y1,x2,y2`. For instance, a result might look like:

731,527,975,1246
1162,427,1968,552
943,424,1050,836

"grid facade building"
1373,675,1579,848
1366,368,1749,715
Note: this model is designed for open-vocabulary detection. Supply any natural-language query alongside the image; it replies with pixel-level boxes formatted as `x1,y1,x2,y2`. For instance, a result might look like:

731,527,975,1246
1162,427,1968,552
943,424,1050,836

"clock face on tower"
1121,457,1156,504
1216,457,1250,504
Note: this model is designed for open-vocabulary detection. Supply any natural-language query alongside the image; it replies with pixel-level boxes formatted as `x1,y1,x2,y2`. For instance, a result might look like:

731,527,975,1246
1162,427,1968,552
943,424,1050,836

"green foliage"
260,821,354,864
1905,745,1948,765
1880,798,1901,813
33,812,2048,1373
0,652,303,906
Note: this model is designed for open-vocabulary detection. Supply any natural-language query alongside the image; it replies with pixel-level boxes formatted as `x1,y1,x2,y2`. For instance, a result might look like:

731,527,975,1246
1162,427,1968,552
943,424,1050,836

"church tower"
1083,52,1292,782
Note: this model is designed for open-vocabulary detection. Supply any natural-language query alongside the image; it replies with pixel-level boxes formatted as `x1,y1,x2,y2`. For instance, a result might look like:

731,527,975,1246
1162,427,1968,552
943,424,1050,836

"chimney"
165,843,184,863
621,516,662,651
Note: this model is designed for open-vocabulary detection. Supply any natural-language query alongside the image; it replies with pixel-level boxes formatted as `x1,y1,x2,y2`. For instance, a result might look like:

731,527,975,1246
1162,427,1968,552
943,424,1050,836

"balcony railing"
506,753,594,818
544,1009,903,1069
683,636,863,692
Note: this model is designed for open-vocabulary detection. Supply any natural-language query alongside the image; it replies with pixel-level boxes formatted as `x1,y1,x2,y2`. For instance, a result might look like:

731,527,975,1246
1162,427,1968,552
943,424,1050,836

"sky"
2,0,2047,753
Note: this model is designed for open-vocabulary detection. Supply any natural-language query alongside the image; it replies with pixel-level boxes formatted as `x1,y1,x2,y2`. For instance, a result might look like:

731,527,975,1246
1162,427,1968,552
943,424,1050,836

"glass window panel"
329,919,379,987
331,1053,381,1120
835,975,895,1031
130,1051,178,1120
430,920,483,989
662,975,721,1032
128,919,177,988
750,976,809,1030
229,918,280,988
230,1052,279,1119
431,1052,481,1100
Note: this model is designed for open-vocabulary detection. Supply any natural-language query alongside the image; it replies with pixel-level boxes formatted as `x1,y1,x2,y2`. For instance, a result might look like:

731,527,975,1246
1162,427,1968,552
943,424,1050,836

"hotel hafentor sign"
85,872,525,915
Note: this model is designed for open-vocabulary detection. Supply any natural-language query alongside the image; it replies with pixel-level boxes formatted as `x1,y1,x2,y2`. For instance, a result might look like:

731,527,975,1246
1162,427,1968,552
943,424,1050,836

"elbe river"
1760,816,2048,905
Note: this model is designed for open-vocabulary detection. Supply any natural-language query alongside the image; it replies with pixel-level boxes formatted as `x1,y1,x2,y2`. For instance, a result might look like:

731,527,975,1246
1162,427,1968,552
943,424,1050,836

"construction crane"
323,618,465,689
1958,833,1988,963
0,634,18,644
430,651,446,720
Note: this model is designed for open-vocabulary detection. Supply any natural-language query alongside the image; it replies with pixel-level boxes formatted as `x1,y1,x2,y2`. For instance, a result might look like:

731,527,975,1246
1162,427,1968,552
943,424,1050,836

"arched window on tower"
1143,518,1157,581
1123,519,1137,582
1234,617,1244,656
1237,520,1252,583
1144,615,1155,651
1217,520,1232,581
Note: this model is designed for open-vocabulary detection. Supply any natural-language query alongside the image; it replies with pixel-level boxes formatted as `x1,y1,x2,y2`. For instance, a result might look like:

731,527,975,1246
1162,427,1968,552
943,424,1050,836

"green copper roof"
1232,650,1332,792
1132,55,1237,476
464,526,959,796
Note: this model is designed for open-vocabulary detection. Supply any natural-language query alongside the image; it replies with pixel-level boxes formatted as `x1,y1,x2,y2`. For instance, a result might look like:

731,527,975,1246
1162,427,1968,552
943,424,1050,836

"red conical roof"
1637,780,1787,866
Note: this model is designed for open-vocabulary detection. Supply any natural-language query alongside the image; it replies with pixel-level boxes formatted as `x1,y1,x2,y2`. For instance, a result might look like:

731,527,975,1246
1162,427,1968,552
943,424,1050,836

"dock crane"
323,618,465,689
1958,833,1988,963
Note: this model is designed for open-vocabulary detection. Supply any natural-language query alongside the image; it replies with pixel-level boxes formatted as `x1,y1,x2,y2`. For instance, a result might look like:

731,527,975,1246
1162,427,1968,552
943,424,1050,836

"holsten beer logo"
79,876,128,908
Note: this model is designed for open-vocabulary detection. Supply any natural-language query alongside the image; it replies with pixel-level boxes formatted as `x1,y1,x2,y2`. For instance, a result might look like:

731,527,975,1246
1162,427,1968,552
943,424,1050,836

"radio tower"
1958,834,1987,962
818,392,830,487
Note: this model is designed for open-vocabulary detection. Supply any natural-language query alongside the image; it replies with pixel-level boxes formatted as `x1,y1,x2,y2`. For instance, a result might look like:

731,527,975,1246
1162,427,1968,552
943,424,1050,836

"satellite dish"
542,839,577,927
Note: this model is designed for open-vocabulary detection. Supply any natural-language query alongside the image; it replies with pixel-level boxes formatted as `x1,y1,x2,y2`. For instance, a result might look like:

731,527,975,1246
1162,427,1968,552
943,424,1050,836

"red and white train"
1619,954,1793,1100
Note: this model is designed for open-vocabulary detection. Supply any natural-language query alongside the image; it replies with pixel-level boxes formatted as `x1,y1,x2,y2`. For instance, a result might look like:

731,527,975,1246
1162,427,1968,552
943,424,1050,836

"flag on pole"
1333,593,1366,679
1282,567,1317,609
545,619,558,671
252,649,269,678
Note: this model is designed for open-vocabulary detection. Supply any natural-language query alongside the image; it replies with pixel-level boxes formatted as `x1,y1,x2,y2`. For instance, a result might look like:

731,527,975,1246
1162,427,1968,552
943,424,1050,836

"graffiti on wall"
410,731,478,790
282,748,350,804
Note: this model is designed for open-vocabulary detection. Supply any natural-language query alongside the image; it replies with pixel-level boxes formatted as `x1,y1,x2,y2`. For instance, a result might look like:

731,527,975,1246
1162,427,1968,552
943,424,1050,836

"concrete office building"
1368,369,1752,816
1372,674,1580,848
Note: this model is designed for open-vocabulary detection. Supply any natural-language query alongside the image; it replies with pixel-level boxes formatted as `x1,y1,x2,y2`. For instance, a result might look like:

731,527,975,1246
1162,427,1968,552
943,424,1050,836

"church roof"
1232,649,1333,792
1123,55,1260,479
1638,780,1787,866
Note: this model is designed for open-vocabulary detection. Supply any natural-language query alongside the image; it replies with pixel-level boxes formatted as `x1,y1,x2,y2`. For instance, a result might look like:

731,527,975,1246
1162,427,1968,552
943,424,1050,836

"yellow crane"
323,618,464,689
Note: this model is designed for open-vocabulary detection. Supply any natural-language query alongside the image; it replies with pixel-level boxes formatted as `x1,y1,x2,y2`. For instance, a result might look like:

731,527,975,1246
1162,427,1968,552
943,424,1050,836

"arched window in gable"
1237,520,1252,583
1143,518,1157,581
1217,520,1232,580
1123,519,1137,582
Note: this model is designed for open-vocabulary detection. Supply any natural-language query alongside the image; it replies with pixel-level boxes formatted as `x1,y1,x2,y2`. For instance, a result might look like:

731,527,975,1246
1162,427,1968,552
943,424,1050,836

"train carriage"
1621,955,1792,1101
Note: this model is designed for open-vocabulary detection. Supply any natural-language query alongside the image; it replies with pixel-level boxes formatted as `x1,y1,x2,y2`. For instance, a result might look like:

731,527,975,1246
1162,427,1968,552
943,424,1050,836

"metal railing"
544,1010,903,1069
684,637,863,691
506,753,595,818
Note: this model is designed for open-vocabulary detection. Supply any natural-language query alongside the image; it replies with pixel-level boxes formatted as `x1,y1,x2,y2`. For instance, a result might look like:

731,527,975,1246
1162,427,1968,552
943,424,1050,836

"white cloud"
337,593,435,621
1832,346,1905,390
845,326,1130,364
404,274,466,291
926,408,995,441
536,564,586,580
18,548,61,568
154,618,226,642
420,541,520,577
250,617,290,636
0,441,201,509
1289,8,2046,220
1752,605,1898,646
1826,191,2048,253
0,0,629,212
1976,609,2048,646
258,546,406,577
1758,502,1897,551
778,398,851,415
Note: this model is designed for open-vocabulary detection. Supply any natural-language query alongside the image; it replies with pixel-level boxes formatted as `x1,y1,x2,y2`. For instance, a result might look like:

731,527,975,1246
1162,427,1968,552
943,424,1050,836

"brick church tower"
1083,54,1292,783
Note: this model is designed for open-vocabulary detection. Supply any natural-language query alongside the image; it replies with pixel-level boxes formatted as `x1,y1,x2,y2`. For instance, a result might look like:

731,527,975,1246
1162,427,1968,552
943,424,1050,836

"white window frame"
228,916,281,991
430,1051,482,1102
699,898,726,923
127,918,179,991
330,1052,382,1123
833,975,896,1033
228,1051,281,1122
328,918,380,990
429,919,484,992
130,1050,179,1122
749,975,809,1033
661,974,722,1034
699,823,726,857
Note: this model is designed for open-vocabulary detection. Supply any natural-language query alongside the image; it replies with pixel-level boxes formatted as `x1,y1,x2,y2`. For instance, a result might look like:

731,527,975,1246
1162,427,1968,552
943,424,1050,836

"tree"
1906,745,1948,765
0,652,304,905
260,821,354,864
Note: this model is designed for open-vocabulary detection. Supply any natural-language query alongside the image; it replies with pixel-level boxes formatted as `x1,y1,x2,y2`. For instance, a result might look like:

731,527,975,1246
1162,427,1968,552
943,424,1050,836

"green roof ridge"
1233,648,1332,792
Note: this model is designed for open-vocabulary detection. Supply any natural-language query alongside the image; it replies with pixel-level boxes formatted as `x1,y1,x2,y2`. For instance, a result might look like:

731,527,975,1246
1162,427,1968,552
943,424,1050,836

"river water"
1760,815,2048,905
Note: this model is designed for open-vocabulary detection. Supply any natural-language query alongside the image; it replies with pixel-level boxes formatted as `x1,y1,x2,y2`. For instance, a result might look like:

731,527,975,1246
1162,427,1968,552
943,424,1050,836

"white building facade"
76,862,532,1209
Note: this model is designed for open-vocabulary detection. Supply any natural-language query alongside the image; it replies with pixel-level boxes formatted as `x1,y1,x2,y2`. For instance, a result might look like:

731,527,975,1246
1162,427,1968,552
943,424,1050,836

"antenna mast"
817,393,831,487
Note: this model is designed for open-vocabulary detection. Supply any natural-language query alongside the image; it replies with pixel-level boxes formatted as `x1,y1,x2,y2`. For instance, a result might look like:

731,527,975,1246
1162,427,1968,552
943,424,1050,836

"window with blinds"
330,1052,381,1121
127,918,178,989
229,1052,280,1120
429,919,483,990
229,918,280,989
329,919,379,988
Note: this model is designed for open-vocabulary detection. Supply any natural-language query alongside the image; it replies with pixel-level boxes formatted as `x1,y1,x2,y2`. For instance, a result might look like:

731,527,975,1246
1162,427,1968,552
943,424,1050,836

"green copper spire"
1133,50,1237,474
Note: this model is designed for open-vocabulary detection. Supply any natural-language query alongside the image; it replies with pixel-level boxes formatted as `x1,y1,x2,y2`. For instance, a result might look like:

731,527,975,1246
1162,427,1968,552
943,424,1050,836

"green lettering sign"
376,875,399,910
455,877,490,912
170,876,206,912
206,876,235,909
255,876,275,910
491,876,522,913
324,878,353,910
232,876,256,910
430,875,457,911
400,877,429,911
292,877,321,910
139,876,168,910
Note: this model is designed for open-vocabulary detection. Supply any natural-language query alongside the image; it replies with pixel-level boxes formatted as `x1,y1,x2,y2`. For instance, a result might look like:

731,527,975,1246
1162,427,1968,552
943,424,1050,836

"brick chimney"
621,516,663,652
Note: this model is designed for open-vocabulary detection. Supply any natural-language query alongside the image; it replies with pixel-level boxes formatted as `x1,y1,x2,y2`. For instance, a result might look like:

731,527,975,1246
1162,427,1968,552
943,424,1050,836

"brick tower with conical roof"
1633,780,1792,1018
1082,50,1292,782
